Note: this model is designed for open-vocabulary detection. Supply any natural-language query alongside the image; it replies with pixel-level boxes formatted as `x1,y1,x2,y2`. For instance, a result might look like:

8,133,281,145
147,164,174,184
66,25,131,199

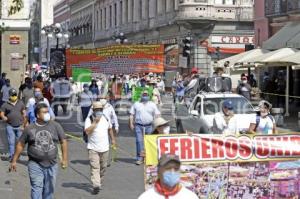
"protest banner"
132,86,153,102
66,45,164,76
145,134,300,198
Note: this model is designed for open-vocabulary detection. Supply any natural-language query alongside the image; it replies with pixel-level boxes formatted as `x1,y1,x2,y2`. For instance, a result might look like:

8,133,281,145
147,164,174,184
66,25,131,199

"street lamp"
41,23,69,69
115,32,128,44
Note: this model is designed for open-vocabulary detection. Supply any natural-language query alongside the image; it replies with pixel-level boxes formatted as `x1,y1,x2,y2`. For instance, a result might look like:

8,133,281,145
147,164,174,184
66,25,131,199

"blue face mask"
162,171,181,188
34,91,42,98
94,111,103,117
141,96,149,102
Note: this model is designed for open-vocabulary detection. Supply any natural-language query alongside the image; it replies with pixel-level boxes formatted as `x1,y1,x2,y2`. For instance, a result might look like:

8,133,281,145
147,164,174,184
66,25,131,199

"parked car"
175,92,255,134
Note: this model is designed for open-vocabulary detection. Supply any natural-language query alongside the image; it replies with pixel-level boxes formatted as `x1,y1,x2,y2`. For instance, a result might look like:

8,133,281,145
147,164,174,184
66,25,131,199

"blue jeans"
28,161,58,199
6,125,22,160
135,124,153,161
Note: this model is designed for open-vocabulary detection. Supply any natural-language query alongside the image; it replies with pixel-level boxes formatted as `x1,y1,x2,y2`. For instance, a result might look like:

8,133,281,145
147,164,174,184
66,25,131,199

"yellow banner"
145,134,300,166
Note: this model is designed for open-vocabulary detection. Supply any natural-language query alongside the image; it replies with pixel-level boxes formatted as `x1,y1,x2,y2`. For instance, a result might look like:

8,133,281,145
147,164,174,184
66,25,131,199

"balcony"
176,5,253,22
69,32,92,46
287,0,300,14
265,0,287,17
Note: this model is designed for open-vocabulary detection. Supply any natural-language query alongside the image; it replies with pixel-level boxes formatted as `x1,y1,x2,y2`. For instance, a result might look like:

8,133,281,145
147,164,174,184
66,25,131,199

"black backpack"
83,114,109,143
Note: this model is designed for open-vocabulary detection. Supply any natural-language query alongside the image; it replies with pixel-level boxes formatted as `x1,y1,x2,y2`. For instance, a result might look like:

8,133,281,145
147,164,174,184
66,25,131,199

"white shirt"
212,112,239,135
138,186,198,199
157,81,165,91
26,97,51,108
250,114,275,135
79,91,93,107
130,101,160,125
85,116,112,152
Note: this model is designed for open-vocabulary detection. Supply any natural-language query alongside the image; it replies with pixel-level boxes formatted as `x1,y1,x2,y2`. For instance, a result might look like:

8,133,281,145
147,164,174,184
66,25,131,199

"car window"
203,97,253,115
193,96,201,112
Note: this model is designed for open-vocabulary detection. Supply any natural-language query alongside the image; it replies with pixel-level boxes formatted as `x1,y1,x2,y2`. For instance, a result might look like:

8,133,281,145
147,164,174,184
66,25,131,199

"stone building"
69,0,254,74
0,0,31,88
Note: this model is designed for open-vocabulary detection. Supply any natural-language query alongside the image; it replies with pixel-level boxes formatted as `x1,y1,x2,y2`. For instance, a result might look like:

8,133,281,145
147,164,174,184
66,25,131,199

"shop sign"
9,35,21,44
211,35,254,44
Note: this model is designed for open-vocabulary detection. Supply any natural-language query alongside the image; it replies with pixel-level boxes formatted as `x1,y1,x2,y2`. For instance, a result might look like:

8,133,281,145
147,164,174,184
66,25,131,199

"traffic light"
182,36,191,57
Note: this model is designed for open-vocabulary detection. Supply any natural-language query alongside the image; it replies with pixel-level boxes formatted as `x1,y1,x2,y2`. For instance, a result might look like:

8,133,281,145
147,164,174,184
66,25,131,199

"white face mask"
260,112,268,117
163,126,170,134
242,80,247,84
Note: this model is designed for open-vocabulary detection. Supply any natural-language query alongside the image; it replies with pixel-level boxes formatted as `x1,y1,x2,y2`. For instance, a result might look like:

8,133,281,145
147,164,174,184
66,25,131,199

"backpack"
254,114,274,132
83,114,109,143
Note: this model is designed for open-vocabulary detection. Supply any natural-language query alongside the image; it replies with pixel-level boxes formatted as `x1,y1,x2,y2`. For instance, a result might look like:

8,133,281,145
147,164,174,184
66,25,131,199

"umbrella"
218,48,270,68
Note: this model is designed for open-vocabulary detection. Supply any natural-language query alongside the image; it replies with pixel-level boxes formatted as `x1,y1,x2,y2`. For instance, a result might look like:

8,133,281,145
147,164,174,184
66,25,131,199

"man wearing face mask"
138,154,198,199
85,101,116,195
211,100,239,135
19,77,34,105
9,103,68,199
26,87,55,124
130,90,160,165
152,117,170,134
249,100,276,134
0,88,26,161
80,84,94,122
1,79,12,104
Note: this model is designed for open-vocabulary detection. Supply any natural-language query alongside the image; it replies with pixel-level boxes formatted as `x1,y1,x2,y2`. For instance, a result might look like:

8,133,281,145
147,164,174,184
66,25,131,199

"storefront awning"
262,22,300,50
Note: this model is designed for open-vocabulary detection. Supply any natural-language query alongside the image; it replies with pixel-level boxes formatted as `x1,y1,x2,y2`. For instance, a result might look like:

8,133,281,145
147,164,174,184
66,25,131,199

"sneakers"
135,160,143,165
92,187,100,195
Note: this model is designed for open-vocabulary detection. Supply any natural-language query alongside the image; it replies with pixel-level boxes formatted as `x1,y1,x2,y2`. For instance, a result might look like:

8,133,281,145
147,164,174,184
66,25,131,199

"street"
0,109,145,199
0,95,176,199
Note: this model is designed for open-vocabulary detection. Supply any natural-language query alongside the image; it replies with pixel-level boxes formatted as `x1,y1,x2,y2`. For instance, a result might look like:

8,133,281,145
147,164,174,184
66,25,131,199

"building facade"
69,0,254,74
54,0,71,48
254,0,300,107
254,0,269,47
68,0,94,48
0,0,31,88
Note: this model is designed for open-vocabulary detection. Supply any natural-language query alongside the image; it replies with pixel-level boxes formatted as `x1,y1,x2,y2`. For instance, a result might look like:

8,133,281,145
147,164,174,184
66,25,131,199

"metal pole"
56,37,59,49
285,65,290,116
46,36,50,71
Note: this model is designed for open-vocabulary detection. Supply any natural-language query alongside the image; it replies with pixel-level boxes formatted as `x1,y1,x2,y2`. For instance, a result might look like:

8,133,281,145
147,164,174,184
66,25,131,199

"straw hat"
92,101,103,109
153,117,169,131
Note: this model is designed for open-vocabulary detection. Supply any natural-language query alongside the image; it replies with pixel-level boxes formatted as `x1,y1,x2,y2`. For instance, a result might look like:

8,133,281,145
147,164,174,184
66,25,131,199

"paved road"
0,107,145,199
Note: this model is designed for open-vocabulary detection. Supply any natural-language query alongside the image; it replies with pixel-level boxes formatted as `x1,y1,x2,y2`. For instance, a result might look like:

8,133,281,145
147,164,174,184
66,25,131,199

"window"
100,9,103,30
125,0,128,23
139,0,142,19
114,3,117,26
203,97,253,115
120,1,123,24
104,8,107,29
110,5,112,27
96,10,99,30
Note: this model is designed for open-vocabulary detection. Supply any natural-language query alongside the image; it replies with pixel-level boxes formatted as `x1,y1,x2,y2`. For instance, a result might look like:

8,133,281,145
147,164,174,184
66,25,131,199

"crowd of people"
0,67,283,198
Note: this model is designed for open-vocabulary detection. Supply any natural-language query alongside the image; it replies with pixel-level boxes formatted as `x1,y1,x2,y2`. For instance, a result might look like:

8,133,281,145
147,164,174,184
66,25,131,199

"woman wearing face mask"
152,117,170,135
237,76,252,101
138,154,198,199
249,100,276,134
80,84,94,122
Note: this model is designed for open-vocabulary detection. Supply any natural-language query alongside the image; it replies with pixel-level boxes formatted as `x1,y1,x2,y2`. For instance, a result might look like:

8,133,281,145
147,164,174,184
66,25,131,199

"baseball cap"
223,100,234,110
191,68,198,74
158,154,181,168
9,88,18,96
